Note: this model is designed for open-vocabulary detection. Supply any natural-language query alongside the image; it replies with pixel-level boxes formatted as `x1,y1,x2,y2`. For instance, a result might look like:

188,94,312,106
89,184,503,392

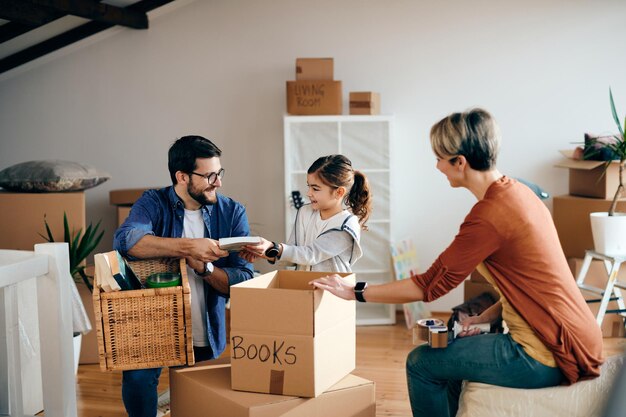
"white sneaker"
156,389,170,417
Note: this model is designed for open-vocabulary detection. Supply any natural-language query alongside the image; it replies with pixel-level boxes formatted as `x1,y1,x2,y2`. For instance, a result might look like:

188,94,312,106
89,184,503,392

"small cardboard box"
109,188,152,206
117,206,131,227
170,361,376,417
552,195,626,259
349,92,380,115
286,80,342,115
470,269,487,284
554,150,622,199
0,191,85,250
295,58,334,81
110,188,156,226
568,258,625,337
230,270,355,397
464,280,500,302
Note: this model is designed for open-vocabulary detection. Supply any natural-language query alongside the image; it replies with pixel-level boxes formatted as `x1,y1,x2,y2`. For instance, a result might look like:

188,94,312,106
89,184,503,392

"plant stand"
576,250,626,329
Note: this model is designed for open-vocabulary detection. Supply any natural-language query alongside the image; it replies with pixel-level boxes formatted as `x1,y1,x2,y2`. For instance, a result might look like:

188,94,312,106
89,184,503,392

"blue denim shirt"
113,186,254,359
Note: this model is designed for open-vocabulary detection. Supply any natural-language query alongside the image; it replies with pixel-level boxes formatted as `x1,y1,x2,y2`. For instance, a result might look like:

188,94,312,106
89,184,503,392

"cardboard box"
77,278,99,364
170,361,376,417
230,271,355,397
349,92,380,115
117,206,131,227
286,80,342,115
464,280,500,302
109,188,152,206
552,195,626,259
295,58,334,81
568,258,626,337
0,191,85,250
555,150,622,199
470,269,487,283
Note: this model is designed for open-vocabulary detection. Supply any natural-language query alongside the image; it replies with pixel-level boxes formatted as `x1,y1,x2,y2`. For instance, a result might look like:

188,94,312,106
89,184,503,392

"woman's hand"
309,274,356,301
457,315,488,338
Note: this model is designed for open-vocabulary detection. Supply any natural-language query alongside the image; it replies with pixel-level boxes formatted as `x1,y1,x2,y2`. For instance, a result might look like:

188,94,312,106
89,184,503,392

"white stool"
575,250,626,327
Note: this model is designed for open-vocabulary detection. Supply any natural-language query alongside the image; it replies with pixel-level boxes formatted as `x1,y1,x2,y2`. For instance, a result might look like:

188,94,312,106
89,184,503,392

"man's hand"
187,238,229,262
186,257,206,275
238,251,259,263
309,274,356,301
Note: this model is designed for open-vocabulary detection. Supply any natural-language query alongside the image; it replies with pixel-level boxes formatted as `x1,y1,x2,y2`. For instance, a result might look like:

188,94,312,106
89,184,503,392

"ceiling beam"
0,22,46,43
28,0,149,29
0,0,64,26
0,0,175,74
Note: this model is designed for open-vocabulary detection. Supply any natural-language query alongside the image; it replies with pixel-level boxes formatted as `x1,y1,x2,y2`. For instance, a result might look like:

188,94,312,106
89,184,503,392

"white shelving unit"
284,115,396,325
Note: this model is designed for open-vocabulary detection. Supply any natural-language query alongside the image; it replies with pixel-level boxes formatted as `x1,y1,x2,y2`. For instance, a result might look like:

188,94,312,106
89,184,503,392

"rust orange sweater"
412,177,603,384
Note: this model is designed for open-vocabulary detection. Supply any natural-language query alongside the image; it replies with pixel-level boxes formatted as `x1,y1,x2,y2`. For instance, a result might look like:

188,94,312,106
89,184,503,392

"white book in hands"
219,236,262,252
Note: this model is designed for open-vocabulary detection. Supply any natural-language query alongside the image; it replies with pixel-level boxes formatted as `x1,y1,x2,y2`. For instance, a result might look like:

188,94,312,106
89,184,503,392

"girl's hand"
309,274,356,301
242,237,273,258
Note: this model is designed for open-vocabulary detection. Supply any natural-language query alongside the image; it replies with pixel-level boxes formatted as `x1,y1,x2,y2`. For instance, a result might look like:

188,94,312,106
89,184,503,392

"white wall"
1,0,625,311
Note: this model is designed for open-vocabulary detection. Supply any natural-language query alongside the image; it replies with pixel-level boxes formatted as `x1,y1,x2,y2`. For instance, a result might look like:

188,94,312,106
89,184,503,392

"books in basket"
94,250,144,292
218,236,262,252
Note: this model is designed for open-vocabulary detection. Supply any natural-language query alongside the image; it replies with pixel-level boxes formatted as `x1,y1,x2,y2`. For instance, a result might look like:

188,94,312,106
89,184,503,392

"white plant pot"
590,212,626,256
73,333,82,375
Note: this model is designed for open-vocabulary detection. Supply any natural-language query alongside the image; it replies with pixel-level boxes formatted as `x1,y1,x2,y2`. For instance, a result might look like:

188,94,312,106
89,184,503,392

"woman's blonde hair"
430,108,501,171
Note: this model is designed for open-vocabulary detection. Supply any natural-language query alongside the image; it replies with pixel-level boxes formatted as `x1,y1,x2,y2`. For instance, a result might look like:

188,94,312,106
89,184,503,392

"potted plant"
40,212,104,373
589,89,626,255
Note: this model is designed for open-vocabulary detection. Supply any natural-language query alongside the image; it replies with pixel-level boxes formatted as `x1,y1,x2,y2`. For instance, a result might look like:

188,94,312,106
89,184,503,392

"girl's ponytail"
346,170,372,230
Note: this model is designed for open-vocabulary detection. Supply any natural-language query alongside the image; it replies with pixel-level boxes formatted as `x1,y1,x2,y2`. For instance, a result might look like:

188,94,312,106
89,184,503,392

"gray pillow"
0,160,110,192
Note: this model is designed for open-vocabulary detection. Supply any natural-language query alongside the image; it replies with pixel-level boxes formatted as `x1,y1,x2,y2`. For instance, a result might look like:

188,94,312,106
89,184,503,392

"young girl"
242,154,371,272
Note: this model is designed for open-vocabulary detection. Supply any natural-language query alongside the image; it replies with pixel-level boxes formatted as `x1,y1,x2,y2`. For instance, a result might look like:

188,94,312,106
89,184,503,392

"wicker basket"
93,257,194,371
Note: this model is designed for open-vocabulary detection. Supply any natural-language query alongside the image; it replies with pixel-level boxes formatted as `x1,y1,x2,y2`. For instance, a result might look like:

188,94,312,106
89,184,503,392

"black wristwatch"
354,281,368,303
264,242,280,264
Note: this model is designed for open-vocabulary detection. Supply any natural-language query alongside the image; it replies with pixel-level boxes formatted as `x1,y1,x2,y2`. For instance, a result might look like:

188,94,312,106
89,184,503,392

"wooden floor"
75,313,626,417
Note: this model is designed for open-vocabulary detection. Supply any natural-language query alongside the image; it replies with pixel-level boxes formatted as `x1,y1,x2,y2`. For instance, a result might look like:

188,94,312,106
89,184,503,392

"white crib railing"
0,243,77,417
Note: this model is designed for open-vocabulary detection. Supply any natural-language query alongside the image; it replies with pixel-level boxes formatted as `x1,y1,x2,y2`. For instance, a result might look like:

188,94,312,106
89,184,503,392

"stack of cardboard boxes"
170,270,376,417
286,58,381,116
287,58,342,115
553,150,626,337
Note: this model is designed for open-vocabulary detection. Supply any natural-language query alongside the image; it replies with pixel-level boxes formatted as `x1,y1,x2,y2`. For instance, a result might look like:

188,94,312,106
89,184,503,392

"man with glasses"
114,135,254,417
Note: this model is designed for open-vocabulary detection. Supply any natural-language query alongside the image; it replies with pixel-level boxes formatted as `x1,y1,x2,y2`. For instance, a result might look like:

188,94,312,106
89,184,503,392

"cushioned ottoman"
457,355,625,417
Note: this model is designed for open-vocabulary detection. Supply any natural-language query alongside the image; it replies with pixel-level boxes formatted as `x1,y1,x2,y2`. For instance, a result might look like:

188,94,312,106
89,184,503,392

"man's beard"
187,182,217,206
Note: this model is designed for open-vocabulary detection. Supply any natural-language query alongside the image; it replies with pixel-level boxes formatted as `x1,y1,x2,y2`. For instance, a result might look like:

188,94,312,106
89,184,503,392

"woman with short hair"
310,108,603,417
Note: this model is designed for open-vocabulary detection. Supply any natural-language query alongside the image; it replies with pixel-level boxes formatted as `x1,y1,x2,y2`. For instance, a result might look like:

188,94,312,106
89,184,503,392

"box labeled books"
230,270,355,397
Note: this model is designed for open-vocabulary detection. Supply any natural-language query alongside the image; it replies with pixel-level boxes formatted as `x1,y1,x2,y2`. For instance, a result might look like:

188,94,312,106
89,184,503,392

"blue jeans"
406,333,564,417
122,346,215,417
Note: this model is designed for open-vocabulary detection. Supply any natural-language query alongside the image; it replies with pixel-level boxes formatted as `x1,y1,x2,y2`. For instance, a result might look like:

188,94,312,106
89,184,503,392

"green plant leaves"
40,212,104,291
610,88,624,139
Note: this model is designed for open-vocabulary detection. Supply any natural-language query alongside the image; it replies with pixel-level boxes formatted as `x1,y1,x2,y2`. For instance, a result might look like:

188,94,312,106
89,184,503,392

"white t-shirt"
183,208,208,347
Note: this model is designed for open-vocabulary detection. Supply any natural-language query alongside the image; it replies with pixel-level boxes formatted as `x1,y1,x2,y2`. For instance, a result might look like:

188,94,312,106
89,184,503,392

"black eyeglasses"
189,168,225,185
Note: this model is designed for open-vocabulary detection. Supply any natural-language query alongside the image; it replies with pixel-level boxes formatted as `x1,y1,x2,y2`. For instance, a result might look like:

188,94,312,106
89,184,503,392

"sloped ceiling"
0,0,175,74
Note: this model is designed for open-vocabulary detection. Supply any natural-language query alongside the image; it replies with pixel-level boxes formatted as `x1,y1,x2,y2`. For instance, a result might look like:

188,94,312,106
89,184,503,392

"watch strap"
354,281,368,303
198,262,214,277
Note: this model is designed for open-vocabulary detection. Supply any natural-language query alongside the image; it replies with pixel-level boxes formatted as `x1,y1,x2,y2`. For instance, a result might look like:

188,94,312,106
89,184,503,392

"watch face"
205,262,214,274
265,243,279,258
